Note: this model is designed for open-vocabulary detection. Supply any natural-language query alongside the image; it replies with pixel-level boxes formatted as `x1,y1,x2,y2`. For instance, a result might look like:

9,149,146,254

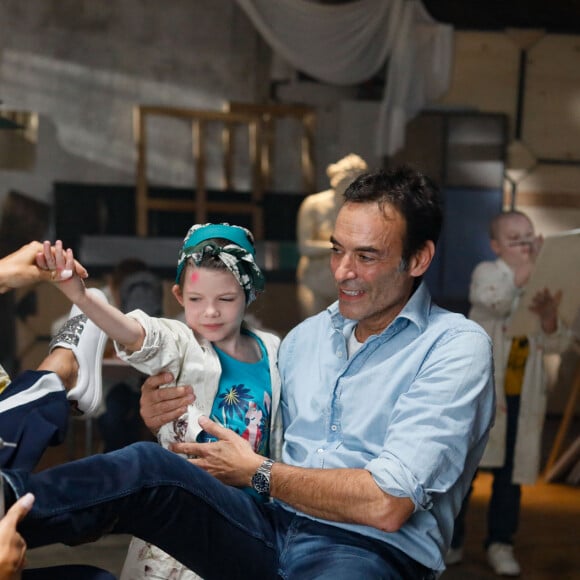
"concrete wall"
2,8,580,215
438,30,580,229
2,8,579,415
437,30,580,415
0,0,269,203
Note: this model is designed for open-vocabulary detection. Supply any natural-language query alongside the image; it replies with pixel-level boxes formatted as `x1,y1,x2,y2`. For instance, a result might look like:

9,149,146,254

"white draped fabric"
236,0,453,156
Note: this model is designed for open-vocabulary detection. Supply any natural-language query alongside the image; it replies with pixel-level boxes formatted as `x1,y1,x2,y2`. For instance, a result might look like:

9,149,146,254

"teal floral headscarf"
176,223,265,304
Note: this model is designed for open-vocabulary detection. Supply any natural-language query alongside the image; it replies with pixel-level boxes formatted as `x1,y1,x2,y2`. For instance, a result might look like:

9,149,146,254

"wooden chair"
544,344,580,482
223,102,316,195
133,105,264,238
133,103,316,240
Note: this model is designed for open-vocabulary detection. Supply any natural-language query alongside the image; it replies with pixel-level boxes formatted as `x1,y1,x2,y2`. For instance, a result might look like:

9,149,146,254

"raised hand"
36,240,87,302
0,241,88,295
529,287,562,334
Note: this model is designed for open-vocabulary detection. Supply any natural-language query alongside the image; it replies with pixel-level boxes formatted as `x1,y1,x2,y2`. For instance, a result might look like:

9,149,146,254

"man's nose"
333,254,356,281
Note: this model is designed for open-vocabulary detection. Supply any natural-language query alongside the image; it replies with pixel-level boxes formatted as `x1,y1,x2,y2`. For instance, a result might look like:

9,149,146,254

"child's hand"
529,287,562,334
36,241,87,301
36,240,72,282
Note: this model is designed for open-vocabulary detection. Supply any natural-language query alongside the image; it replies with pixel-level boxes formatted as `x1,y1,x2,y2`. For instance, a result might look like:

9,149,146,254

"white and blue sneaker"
49,288,108,417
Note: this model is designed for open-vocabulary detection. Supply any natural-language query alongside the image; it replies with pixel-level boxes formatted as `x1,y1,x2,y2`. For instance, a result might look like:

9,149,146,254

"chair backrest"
224,101,316,194
133,105,264,238
133,103,316,239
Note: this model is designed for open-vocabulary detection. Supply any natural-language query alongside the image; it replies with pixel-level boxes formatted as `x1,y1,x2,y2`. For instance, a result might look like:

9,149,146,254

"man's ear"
409,240,435,278
172,284,184,307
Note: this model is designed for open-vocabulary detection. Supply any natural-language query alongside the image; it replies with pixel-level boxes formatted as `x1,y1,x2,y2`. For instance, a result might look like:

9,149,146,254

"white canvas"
507,228,580,337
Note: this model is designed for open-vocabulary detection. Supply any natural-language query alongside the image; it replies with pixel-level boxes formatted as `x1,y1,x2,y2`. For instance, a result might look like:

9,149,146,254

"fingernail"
20,493,35,509
60,269,73,279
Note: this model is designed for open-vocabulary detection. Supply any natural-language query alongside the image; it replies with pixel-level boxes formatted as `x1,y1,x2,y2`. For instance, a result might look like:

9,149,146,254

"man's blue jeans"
4,442,431,579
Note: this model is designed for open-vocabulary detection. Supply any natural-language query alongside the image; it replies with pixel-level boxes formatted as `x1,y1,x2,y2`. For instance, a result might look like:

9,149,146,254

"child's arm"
513,234,543,288
38,240,146,352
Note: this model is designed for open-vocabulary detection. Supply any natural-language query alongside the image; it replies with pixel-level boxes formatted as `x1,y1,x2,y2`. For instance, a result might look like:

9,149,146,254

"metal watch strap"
251,458,275,496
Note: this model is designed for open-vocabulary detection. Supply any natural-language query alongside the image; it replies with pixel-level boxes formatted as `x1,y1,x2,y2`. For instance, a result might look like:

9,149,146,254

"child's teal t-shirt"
197,330,272,457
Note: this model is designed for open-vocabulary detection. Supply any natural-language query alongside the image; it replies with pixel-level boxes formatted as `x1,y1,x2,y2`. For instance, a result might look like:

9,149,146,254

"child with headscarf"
39,223,282,580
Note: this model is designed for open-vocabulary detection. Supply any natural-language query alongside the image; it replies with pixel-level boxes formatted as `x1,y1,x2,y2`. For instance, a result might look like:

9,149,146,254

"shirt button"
336,350,343,358
317,448,324,454
331,425,337,431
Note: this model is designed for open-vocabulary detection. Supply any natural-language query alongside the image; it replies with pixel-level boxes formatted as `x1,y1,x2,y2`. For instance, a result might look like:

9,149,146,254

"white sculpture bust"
296,153,368,319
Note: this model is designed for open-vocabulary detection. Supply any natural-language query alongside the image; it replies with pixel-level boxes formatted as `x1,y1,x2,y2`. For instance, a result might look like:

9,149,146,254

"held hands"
529,287,562,335
0,493,34,580
172,417,263,488
0,242,87,294
35,241,88,302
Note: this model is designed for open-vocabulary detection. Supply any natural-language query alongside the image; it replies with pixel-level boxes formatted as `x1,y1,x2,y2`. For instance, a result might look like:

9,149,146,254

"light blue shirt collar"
326,280,431,340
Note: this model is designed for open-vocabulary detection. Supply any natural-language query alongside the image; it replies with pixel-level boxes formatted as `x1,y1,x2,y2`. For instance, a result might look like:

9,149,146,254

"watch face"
252,472,270,495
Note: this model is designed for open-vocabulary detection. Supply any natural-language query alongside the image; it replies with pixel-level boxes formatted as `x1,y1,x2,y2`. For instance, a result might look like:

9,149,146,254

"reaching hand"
0,241,86,294
0,493,34,580
36,240,88,301
36,240,88,294
529,287,562,334
140,372,195,434
172,417,263,488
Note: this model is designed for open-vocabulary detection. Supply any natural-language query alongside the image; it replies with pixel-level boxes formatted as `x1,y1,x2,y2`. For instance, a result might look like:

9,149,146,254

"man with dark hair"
3,167,495,579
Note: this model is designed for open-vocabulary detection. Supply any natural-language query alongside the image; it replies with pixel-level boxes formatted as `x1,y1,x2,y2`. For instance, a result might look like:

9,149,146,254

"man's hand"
172,417,263,487
529,287,562,334
140,372,195,434
0,493,34,580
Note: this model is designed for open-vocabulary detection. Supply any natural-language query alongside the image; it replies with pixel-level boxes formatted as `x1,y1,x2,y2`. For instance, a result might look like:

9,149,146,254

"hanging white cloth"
236,0,453,156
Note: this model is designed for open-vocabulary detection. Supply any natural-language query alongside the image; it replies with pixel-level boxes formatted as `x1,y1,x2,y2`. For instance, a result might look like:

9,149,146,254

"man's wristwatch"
251,458,275,496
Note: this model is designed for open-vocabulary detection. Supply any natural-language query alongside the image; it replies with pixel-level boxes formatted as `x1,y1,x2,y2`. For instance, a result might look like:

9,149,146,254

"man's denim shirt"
277,282,495,573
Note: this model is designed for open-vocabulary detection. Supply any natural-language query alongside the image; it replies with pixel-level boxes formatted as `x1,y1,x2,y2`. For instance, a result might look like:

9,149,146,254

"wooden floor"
442,472,579,579
27,419,580,579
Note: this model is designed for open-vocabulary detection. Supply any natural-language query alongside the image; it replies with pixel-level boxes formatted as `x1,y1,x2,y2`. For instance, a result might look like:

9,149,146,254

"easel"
544,344,580,482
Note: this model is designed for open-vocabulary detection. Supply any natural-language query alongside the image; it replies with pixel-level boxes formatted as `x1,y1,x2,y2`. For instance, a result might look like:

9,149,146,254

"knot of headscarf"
176,223,265,304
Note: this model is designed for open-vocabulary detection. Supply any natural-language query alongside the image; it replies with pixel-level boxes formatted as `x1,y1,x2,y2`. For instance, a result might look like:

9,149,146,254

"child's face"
490,214,535,268
172,265,246,346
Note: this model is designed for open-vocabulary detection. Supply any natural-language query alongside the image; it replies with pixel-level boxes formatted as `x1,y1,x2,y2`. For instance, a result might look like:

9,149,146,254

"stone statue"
296,153,368,319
